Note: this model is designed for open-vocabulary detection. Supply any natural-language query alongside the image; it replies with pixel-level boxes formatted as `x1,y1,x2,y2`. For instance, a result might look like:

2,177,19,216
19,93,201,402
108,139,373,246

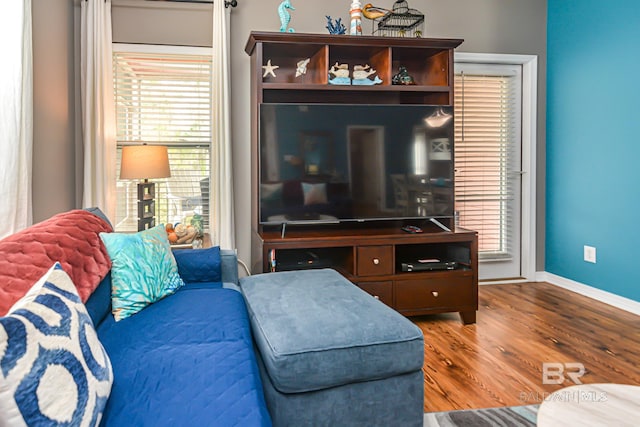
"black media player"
400,259,457,272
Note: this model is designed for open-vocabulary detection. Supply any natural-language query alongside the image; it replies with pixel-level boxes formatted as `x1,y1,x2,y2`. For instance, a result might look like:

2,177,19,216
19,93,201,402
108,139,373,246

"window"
113,45,212,232
454,63,522,270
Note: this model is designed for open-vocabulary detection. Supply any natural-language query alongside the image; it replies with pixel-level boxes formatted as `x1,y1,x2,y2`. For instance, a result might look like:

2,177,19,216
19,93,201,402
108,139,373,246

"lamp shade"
424,107,452,128
120,145,171,180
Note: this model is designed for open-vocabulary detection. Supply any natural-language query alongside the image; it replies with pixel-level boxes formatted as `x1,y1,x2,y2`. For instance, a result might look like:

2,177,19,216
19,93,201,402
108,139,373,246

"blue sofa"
0,209,271,427
88,249,271,426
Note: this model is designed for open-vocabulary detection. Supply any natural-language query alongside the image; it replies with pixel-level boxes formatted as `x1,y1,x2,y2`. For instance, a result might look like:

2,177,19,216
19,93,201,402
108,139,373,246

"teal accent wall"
547,1,640,301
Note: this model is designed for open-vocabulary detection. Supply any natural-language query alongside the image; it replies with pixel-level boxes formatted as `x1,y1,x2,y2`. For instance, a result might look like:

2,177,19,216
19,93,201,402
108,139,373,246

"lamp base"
137,182,156,231
138,215,155,231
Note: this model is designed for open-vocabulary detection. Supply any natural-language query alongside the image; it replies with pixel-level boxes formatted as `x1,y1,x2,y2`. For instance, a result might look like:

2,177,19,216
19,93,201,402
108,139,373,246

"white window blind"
113,48,212,232
454,67,521,260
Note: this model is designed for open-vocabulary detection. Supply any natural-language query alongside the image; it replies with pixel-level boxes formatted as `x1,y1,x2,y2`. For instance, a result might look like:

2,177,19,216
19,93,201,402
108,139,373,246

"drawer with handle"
356,245,393,276
394,276,474,311
356,281,393,306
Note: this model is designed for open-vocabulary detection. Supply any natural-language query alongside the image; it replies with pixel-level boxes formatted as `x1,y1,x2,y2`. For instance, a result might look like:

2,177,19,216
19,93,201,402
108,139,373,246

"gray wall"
31,0,547,271
32,0,77,222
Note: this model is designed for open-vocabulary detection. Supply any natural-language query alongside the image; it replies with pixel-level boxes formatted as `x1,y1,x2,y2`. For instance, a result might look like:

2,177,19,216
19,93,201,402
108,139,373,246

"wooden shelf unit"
245,32,477,324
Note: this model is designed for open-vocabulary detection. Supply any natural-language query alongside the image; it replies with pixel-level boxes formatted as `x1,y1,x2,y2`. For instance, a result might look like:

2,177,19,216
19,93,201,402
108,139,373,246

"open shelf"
272,246,354,275
248,31,462,105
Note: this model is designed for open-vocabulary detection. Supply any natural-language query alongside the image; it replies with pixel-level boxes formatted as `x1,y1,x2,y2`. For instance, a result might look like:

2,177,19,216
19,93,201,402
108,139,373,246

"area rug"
424,404,538,427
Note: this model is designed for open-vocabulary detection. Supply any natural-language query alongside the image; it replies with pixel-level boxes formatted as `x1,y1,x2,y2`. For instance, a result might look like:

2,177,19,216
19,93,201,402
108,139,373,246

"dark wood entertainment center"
245,32,478,324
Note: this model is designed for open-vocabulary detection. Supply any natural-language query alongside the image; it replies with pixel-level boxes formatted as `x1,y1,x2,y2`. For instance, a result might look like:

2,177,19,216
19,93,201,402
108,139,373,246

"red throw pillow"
0,210,113,315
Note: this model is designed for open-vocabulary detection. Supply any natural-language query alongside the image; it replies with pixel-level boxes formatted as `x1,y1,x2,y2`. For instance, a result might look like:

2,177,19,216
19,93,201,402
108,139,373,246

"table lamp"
120,144,171,231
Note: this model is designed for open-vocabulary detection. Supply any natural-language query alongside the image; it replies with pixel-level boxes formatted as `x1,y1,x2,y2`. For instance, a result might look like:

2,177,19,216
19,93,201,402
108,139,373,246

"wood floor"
412,282,640,412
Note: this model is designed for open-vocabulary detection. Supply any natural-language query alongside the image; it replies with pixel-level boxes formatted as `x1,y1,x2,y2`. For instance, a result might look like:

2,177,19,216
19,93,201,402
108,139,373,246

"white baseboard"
535,271,640,316
479,278,529,285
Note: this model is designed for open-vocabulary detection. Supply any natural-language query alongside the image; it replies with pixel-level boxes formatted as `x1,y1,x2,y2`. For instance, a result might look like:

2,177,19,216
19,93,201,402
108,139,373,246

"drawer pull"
373,295,380,300
432,291,439,297
372,258,380,265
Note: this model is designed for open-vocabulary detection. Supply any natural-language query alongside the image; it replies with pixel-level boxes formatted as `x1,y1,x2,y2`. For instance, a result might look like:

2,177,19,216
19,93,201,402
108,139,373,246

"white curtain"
0,0,33,239
80,0,117,223
211,1,235,248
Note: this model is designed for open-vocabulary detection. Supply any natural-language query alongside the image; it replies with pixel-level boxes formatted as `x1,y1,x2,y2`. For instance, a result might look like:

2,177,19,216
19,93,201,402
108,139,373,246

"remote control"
401,225,423,233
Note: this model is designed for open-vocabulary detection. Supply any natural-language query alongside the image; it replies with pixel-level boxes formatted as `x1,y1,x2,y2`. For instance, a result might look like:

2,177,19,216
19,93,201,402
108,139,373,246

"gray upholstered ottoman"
240,268,424,427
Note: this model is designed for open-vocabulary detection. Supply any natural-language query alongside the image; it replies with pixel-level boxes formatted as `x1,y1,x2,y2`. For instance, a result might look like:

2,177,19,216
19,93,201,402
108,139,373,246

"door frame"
346,125,386,211
455,52,538,282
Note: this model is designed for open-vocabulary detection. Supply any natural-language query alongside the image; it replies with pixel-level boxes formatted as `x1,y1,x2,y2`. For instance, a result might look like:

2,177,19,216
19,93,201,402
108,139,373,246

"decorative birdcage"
372,0,424,38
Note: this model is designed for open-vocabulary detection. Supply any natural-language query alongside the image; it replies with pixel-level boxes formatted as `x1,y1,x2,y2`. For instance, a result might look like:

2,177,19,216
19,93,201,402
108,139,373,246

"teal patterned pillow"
100,225,184,321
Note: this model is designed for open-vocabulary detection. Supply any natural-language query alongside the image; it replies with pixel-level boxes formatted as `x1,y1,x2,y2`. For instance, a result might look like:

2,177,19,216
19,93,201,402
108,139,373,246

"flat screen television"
259,103,454,225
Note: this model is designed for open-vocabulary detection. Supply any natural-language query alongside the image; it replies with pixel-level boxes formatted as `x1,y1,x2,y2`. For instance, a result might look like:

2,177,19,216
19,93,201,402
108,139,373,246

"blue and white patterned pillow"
100,224,185,321
0,263,113,426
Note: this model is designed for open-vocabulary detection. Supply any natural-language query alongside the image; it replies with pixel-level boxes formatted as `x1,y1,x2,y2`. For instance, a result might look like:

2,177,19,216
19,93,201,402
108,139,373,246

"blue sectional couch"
0,208,424,426
0,209,271,427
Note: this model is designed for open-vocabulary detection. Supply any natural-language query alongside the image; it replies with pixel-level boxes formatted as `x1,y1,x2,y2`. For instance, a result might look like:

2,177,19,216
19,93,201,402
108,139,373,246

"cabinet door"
357,245,393,276
357,281,393,306
394,276,474,311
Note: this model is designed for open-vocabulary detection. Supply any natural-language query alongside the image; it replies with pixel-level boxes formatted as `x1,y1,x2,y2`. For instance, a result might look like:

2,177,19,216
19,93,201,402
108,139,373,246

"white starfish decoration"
262,59,279,78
